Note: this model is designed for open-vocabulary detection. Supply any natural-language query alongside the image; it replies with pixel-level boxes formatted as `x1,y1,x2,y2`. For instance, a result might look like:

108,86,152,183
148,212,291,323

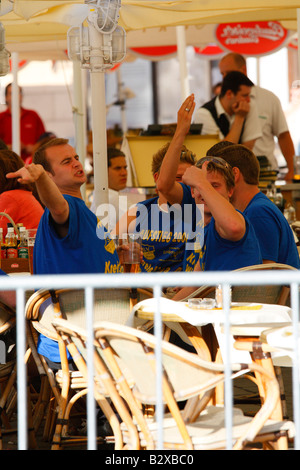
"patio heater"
67,0,126,210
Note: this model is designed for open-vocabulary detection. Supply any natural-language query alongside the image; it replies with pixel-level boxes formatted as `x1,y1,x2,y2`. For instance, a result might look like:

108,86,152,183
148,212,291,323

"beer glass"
117,233,141,273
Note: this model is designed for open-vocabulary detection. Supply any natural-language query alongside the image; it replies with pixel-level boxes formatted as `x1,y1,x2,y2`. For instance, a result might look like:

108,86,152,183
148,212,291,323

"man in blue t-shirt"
206,142,300,269
7,138,121,365
116,142,202,273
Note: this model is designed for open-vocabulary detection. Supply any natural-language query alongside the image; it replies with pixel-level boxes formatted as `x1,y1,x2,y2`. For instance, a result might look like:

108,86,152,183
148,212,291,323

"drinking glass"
117,233,141,273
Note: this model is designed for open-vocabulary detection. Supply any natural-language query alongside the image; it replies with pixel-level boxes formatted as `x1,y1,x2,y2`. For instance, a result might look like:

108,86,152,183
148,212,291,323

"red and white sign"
194,44,224,59
128,46,177,61
215,21,289,56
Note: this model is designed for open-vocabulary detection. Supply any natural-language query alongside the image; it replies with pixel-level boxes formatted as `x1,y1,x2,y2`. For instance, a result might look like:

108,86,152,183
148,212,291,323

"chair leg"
274,366,288,419
43,394,56,442
27,385,38,450
32,376,51,432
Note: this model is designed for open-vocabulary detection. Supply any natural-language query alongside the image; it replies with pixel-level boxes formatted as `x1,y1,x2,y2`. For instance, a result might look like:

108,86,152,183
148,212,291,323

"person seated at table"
0,149,44,238
206,141,300,269
6,137,121,369
115,142,200,272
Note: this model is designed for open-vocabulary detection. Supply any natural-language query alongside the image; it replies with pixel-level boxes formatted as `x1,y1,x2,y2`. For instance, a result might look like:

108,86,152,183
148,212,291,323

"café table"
128,296,292,442
129,297,292,361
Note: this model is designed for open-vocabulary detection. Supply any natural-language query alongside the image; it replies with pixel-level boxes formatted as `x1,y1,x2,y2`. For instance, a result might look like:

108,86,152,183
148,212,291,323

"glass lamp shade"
89,0,121,34
110,25,126,63
67,26,81,61
99,25,126,69
67,26,90,63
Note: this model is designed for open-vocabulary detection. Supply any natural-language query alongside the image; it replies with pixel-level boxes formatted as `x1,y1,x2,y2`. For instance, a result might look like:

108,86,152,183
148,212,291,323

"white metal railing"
1,269,300,450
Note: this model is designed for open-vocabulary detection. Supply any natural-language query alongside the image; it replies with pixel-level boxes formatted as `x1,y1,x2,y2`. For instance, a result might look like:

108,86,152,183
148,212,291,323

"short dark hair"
207,142,260,185
206,141,235,155
33,137,69,174
107,147,126,167
5,83,22,97
151,142,195,175
220,71,254,98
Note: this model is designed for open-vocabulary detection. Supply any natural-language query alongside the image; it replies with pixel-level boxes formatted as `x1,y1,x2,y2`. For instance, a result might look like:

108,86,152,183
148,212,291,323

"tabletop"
131,297,292,330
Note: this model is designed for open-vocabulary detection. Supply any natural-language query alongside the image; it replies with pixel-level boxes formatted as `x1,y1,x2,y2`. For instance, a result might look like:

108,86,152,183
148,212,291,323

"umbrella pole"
73,60,87,200
11,52,20,156
90,71,109,210
176,25,190,101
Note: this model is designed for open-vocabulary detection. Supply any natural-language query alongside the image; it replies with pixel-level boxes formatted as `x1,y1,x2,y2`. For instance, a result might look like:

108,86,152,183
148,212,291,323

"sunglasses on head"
196,156,231,169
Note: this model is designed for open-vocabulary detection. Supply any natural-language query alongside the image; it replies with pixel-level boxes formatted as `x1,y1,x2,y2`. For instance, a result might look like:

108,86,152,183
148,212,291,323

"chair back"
93,321,233,404
182,263,297,306
25,287,152,341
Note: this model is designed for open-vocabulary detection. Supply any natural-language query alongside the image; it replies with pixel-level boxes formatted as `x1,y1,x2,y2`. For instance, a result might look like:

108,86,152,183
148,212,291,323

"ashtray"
188,298,216,309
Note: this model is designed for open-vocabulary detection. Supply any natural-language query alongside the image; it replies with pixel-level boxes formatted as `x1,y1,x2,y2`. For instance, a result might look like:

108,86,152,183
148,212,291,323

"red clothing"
0,189,44,238
0,107,45,161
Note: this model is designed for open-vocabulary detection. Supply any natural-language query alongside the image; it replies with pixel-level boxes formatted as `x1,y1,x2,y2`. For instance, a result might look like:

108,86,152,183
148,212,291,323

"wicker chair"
53,319,295,450
25,287,152,449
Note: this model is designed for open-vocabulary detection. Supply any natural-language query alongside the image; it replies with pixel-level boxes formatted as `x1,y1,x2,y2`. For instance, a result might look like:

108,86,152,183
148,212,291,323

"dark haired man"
207,141,300,268
7,137,121,366
194,71,261,149
219,53,295,180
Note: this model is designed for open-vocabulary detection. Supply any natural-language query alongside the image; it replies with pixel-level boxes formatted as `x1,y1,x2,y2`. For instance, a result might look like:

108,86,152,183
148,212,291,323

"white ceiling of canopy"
0,0,299,61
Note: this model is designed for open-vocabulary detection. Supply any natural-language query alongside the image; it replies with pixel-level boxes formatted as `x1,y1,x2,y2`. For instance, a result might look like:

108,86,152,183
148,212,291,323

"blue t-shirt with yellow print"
135,184,203,273
34,194,121,362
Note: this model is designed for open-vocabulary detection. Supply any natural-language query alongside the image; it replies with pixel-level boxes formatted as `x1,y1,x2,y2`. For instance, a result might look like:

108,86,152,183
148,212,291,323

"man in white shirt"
194,71,261,150
219,52,295,180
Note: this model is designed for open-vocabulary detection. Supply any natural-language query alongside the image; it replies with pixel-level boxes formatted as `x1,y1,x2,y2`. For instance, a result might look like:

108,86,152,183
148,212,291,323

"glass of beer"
117,233,141,273
27,229,37,274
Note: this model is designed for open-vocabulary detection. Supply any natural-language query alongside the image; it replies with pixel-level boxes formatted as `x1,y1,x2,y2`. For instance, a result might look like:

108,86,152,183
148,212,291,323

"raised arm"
6,164,69,226
226,100,255,148
156,94,195,204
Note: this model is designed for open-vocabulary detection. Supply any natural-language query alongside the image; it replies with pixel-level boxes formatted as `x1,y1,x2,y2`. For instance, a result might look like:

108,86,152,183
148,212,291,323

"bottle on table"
284,203,297,225
18,226,29,259
5,227,18,259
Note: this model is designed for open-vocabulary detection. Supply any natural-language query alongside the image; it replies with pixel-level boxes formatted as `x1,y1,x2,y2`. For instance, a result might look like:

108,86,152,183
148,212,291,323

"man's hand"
6,163,44,184
176,94,196,137
182,163,207,189
231,100,250,118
